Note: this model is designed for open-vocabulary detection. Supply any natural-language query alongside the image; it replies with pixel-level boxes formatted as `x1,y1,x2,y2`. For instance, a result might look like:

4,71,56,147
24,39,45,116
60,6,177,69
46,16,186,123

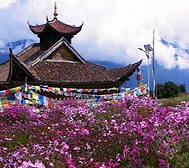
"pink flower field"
0,97,189,168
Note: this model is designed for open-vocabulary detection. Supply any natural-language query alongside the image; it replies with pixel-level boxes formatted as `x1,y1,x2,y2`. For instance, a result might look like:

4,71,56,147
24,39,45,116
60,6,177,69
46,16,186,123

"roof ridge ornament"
46,15,49,22
9,48,13,56
54,1,58,20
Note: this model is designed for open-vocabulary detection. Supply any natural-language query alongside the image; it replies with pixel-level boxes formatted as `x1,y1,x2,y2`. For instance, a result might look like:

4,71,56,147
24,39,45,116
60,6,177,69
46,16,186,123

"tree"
157,81,186,98
179,84,186,93
156,84,164,99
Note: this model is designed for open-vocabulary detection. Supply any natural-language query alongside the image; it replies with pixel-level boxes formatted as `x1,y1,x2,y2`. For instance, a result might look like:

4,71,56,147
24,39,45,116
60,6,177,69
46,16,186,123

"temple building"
0,2,142,92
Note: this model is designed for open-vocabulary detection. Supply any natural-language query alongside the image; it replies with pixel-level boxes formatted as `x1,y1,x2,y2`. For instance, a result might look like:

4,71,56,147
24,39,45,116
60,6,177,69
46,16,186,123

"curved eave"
118,60,142,82
7,52,39,83
49,20,83,35
28,23,46,35
28,20,83,36
22,80,121,89
108,60,142,85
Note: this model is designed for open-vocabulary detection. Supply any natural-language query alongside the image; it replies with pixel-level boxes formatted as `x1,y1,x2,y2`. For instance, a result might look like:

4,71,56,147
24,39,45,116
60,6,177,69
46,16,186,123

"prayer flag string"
0,84,148,111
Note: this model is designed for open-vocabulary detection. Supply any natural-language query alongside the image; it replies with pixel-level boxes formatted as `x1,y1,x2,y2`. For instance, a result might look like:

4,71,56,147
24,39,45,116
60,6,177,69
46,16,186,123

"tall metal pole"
147,53,150,94
152,30,155,97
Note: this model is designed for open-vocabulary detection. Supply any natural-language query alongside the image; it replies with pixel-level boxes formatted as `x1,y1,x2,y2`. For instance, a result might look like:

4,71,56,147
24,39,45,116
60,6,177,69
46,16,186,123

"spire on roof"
46,15,49,22
54,1,58,20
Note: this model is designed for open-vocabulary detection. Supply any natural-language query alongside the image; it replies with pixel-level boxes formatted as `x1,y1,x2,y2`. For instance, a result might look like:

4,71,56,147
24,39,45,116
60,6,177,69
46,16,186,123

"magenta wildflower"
94,162,101,168
113,162,120,167
54,139,59,146
19,160,34,168
67,158,76,168
137,126,142,136
86,142,91,150
144,145,149,155
33,160,45,168
123,144,130,159
187,135,189,141
83,128,90,135
67,158,73,164
49,162,54,167
159,159,168,167
116,153,121,161
13,151,20,158
173,135,180,143
60,142,69,153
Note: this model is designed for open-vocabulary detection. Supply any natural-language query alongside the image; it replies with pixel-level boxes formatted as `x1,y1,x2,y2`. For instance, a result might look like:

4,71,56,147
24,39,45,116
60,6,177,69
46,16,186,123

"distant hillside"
95,39,189,92
161,38,189,54
95,60,189,92
0,52,8,64
0,39,34,63
1,39,189,92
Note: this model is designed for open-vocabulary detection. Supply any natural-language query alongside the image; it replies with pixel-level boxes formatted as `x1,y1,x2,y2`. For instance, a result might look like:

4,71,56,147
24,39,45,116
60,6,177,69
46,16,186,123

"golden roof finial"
54,1,58,20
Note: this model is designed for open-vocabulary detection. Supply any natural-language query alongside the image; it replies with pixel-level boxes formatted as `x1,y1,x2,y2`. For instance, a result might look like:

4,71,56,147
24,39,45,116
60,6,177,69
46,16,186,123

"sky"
0,0,189,69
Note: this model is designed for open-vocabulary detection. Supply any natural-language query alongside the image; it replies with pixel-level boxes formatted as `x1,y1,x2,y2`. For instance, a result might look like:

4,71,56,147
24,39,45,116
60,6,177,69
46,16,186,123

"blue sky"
0,0,189,69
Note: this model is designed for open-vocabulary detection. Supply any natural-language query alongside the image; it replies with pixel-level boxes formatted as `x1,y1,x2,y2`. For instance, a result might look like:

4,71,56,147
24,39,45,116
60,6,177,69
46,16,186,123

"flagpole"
152,30,155,98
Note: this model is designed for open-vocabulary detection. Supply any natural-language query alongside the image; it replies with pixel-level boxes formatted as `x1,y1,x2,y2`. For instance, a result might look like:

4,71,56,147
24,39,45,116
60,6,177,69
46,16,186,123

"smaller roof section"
28,1,83,36
28,19,83,36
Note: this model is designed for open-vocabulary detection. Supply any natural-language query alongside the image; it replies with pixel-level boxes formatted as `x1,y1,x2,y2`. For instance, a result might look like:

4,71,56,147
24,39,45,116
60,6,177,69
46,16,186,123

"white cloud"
0,40,5,48
0,40,6,53
175,50,189,69
0,0,189,69
155,42,177,69
0,0,16,9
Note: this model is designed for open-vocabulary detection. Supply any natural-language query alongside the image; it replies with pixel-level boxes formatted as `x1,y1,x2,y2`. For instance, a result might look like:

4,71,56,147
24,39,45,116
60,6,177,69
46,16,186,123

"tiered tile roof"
28,19,83,35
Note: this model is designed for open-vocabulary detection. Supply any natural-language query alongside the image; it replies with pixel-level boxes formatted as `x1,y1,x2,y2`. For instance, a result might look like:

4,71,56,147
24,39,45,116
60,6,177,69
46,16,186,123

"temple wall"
51,45,79,62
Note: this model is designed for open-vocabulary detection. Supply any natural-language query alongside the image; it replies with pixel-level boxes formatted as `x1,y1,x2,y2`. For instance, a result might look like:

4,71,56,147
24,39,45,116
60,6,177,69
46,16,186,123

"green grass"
158,93,189,107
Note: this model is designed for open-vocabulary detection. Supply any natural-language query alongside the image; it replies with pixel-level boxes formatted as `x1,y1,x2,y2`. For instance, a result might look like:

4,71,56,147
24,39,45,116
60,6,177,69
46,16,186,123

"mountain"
0,52,9,64
161,38,189,54
1,39,189,92
95,39,189,92
95,60,189,92
0,39,35,63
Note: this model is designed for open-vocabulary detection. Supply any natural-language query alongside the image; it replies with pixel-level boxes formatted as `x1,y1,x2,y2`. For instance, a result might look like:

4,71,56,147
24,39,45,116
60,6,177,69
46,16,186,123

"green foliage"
1,133,30,149
158,93,189,107
159,99,180,107
157,81,186,98
169,142,189,168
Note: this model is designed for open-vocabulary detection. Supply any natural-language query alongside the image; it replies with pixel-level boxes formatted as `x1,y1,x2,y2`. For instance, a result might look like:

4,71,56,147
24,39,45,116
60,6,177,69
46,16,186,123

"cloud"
0,40,5,48
0,0,189,69
0,0,16,9
0,40,6,53
155,42,177,69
